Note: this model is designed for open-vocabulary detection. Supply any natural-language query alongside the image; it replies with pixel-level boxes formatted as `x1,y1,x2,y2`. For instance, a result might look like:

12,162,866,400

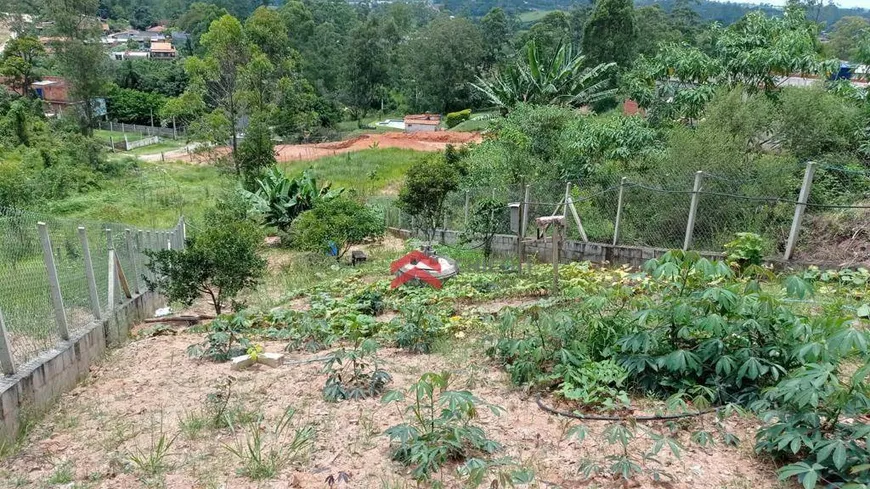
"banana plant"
242,167,344,232
471,40,617,112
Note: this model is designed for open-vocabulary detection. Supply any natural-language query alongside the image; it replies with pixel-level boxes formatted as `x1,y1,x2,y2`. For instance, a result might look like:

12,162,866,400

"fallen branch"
535,394,722,422
144,315,215,324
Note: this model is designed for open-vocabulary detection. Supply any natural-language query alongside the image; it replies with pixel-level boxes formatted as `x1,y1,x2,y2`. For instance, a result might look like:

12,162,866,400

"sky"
709,0,870,8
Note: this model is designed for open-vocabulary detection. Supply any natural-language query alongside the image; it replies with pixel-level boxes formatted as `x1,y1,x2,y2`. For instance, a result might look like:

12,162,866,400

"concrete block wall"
0,292,164,441
390,227,722,267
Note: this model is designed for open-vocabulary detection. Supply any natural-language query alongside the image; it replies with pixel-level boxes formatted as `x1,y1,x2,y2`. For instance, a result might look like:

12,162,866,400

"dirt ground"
166,132,482,165
0,327,782,489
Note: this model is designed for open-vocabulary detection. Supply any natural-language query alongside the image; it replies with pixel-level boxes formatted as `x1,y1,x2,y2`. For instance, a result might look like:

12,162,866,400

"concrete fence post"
125,229,140,294
521,185,531,239
613,177,627,246
784,162,816,261
138,230,149,281
682,171,704,251
169,231,175,250
180,217,187,250
78,227,102,320
37,222,70,341
106,228,117,310
0,307,15,375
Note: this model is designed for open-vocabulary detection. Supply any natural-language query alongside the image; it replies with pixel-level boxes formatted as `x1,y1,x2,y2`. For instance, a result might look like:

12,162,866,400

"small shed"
404,114,441,133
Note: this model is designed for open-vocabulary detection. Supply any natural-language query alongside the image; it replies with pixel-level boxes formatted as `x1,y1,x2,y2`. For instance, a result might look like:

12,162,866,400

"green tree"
130,5,154,30
292,196,385,261
343,16,391,125
472,40,616,113
404,17,484,113
397,153,461,242
582,0,637,68
480,7,511,70
184,14,250,168
244,6,292,67
106,84,166,125
634,5,682,57
827,16,869,61
0,36,45,97
461,197,507,264
236,114,276,188
144,200,266,315
47,0,110,135
515,11,571,62
175,2,227,53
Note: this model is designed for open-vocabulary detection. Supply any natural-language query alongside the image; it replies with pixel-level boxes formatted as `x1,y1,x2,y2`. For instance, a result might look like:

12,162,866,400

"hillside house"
149,42,177,60
404,114,441,133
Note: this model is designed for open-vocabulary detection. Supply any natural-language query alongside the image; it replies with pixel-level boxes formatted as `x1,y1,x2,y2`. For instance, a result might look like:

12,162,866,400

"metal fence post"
784,162,816,261
37,222,70,341
125,229,140,294
682,171,704,251
0,307,15,375
613,177,627,246
78,227,102,320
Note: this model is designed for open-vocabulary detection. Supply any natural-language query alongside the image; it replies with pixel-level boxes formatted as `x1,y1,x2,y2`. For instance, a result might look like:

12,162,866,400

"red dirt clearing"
176,132,482,164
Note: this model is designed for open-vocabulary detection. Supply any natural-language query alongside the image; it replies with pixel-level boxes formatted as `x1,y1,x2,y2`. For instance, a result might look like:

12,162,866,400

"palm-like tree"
472,40,617,112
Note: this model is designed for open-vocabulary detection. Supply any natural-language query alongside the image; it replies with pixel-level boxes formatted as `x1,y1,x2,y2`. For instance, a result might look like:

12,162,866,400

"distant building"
110,50,150,61
149,42,177,60
102,29,166,48
2,76,105,118
404,114,441,133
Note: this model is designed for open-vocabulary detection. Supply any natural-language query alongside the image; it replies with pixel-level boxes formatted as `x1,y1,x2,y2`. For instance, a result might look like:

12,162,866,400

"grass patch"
281,148,423,196
93,129,147,143
41,161,231,229
450,111,499,132
126,139,188,156
518,9,560,23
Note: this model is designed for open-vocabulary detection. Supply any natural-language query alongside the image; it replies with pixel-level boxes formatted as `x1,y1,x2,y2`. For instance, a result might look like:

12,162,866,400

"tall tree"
185,14,251,168
46,0,110,135
343,16,390,124
0,36,46,97
175,2,227,53
480,7,511,71
404,17,484,113
582,0,638,69
827,16,870,61
130,5,154,30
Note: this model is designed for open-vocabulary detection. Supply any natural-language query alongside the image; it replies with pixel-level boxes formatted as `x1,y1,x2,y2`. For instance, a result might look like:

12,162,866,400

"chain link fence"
0,207,183,375
382,162,870,266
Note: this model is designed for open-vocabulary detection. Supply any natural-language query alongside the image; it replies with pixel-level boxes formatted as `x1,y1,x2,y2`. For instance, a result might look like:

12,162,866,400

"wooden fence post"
613,177,627,246
682,171,704,251
37,222,69,341
0,307,15,375
78,227,102,320
784,162,816,261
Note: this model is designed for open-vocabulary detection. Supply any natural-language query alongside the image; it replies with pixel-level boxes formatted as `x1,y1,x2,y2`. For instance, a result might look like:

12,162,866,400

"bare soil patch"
169,132,482,165
1,328,780,489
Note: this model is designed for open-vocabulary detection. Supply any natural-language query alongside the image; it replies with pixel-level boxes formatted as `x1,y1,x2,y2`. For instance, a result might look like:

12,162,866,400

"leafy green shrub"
243,167,343,233
383,372,503,482
445,109,471,128
392,304,445,354
397,152,462,242
755,360,870,489
144,203,266,315
618,251,803,405
723,232,765,271
187,313,253,362
292,196,384,261
322,339,391,402
460,197,507,263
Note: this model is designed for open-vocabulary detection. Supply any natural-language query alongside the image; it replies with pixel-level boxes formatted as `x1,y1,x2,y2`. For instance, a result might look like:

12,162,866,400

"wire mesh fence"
0,207,182,374
382,162,870,266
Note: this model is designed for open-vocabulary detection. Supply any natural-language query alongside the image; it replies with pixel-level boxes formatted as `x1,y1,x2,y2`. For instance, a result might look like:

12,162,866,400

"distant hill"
443,0,870,27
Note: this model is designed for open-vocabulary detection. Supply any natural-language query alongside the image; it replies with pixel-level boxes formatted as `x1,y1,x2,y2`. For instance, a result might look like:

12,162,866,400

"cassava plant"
322,339,392,402
382,372,504,483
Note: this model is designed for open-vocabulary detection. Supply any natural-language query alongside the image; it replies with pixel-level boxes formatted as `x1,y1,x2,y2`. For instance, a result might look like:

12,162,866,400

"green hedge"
445,109,472,128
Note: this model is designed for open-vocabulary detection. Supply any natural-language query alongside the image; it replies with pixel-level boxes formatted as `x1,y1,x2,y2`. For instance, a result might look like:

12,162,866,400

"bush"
291,196,384,261
243,167,343,233
723,232,765,271
144,202,266,315
397,152,461,241
445,108,472,128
